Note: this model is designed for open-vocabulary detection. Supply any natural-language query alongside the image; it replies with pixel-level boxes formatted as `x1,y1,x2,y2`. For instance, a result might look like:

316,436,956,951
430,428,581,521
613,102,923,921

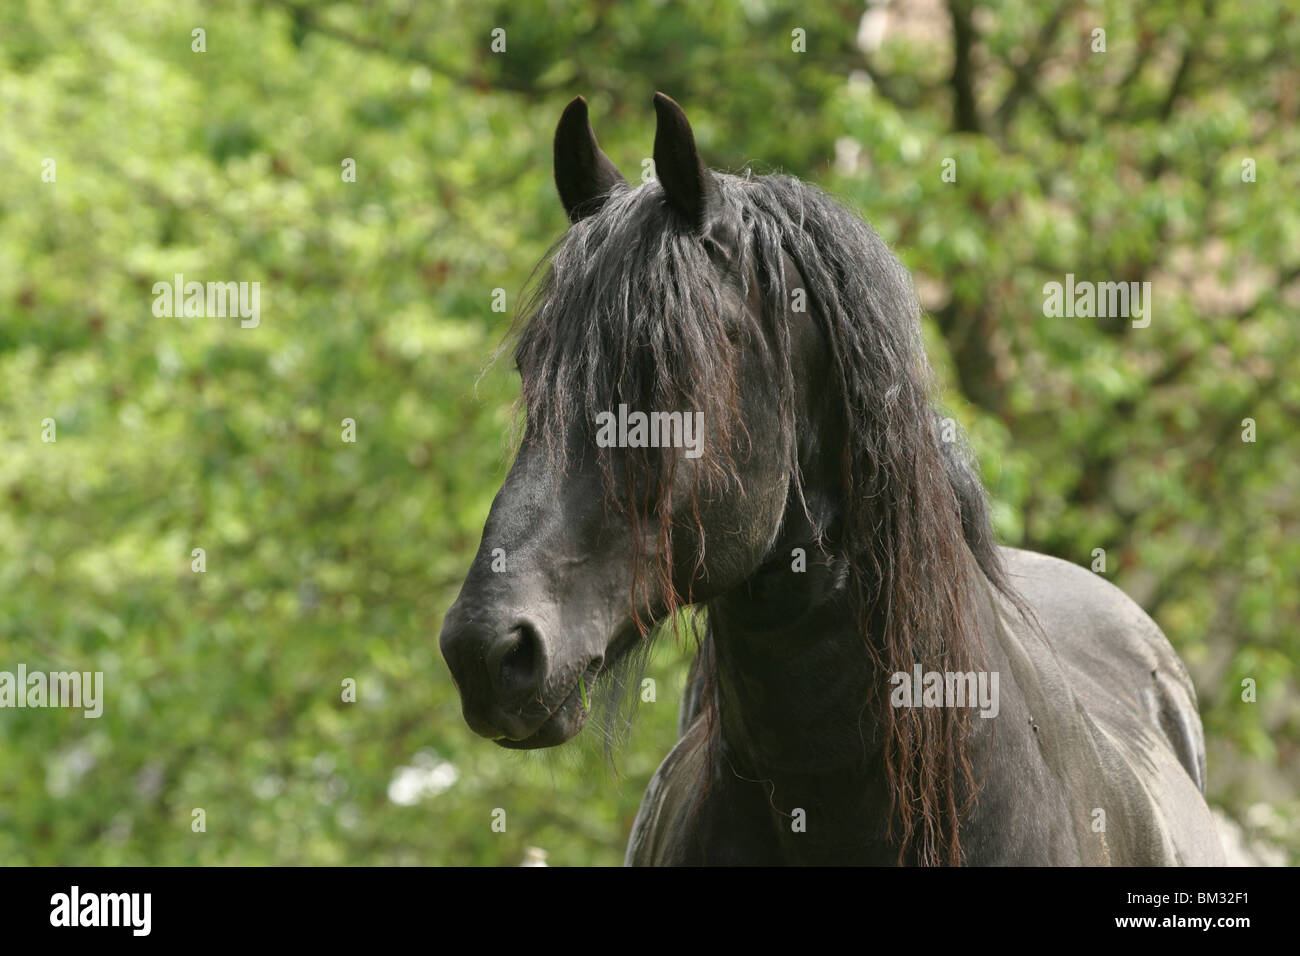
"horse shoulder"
625,708,786,865
677,640,709,738
624,715,711,865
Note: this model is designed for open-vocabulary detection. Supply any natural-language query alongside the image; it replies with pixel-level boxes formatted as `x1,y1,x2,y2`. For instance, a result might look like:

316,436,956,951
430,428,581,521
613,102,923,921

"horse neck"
707,578,883,776
703,558,902,861
704,541,997,864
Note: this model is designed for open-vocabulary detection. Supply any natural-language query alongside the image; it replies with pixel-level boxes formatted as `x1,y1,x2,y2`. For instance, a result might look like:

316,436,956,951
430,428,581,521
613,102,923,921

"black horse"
440,93,1225,865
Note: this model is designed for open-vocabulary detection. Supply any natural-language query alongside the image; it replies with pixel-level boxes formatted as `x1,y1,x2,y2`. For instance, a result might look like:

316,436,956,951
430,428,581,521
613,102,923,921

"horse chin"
494,707,587,749
494,659,602,750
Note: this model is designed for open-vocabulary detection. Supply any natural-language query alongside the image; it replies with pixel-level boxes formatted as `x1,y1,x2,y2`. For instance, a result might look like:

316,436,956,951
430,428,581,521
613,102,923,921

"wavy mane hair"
511,170,1022,866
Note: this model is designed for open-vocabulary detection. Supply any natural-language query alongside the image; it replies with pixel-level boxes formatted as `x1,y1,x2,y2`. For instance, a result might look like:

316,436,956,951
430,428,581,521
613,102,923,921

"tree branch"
993,2,1074,130
946,0,982,133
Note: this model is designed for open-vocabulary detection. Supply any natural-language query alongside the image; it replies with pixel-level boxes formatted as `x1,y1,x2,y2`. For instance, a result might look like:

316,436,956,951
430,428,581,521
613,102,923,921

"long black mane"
512,170,1020,864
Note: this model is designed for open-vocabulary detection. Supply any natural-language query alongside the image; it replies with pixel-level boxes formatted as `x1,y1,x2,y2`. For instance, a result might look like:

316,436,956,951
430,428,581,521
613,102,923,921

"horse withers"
439,93,1226,866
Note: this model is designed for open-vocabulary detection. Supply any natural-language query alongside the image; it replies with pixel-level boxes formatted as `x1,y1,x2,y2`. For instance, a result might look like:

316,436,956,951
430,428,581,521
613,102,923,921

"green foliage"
0,0,1295,864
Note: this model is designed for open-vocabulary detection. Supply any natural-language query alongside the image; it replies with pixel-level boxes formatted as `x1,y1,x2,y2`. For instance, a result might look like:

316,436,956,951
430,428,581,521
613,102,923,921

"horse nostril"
492,622,544,700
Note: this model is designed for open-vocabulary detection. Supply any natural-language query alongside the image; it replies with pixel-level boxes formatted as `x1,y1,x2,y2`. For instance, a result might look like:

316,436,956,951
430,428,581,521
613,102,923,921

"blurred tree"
0,0,1295,864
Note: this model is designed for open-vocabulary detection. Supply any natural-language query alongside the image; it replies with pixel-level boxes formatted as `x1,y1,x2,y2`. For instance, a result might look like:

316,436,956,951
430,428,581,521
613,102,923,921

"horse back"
995,547,1225,864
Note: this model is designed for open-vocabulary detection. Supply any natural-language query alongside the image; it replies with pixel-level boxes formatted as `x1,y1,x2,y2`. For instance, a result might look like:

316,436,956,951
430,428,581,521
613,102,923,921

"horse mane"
511,170,1022,865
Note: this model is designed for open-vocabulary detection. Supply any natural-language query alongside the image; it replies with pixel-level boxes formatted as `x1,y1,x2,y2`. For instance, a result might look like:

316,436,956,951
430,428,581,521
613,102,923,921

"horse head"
439,94,814,748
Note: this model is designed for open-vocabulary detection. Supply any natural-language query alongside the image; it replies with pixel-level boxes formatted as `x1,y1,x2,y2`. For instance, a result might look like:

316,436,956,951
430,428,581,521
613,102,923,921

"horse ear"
554,96,626,223
652,92,718,230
